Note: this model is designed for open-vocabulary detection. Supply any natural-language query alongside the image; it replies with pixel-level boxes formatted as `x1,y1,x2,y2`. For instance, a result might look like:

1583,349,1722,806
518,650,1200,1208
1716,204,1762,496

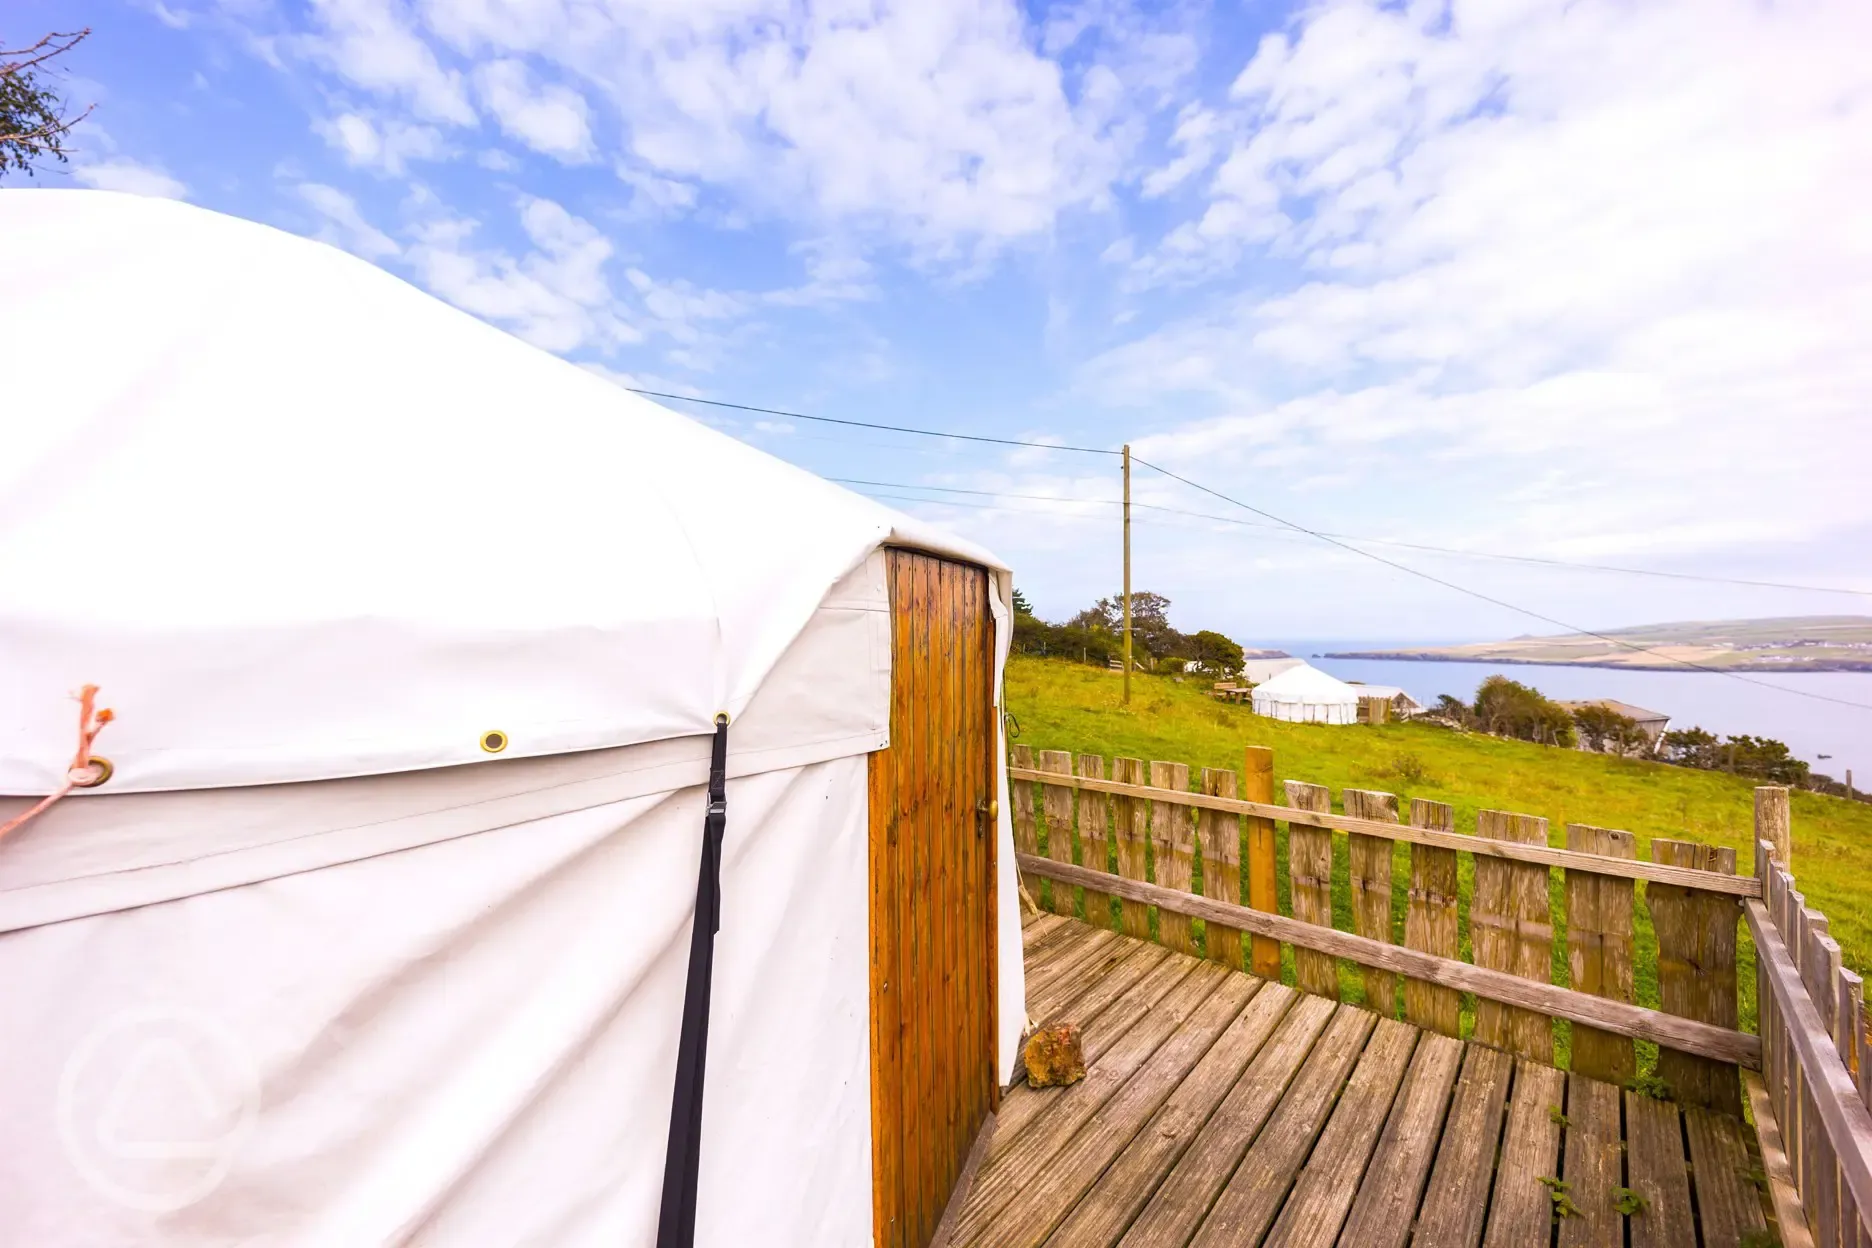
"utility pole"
1122,443,1132,705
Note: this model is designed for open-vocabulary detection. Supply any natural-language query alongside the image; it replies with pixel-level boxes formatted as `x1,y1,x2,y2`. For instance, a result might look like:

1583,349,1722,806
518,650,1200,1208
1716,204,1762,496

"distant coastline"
1323,650,1872,674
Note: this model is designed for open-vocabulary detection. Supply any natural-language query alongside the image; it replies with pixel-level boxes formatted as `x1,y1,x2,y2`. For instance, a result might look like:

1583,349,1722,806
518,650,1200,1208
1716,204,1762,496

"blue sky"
19,0,1872,645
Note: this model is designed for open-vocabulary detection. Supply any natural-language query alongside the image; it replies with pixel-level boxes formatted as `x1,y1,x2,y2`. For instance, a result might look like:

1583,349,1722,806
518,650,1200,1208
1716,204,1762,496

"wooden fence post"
1011,744,1037,899
1076,754,1112,931
1244,747,1281,979
1650,839,1743,1118
1473,810,1554,1063
1037,750,1075,917
1757,785,1792,870
1151,761,1198,955
1404,798,1460,1037
1199,767,1243,970
1565,823,1637,1085
1343,788,1399,1017
1111,758,1151,940
1284,780,1339,999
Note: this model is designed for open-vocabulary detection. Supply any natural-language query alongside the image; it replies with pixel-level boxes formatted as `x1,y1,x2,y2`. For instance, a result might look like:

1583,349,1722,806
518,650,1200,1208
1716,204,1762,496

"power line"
1128,456,1872,712
634,390,1872,710
629,389,1119,455
834,477,1872,598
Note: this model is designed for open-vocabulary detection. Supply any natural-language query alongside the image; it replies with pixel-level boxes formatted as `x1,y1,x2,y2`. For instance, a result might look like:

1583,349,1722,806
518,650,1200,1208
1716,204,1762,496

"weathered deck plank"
1558,1075,1624,1248
1042,983,1299,1248
974,915,1781,1248
1626,1090,1697,1248
1024,926,1120,1002
1413,1045,1516,1248
1481,1060,1566,1248
1184,1005,1379,1246
1028,937,1153,1024
1684,1106,1771,1248
961,970,1257,1248
1117,992,1339,1247
992,950,1198,1155
1262,1018,1418,1248
1032,941,1172,1038
1336,1031,1464,1248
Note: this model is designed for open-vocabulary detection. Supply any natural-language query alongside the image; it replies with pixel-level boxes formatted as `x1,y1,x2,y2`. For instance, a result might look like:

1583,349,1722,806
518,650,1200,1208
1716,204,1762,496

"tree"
2,29,92,181
1660,726,1721,770
1187,629,1246,677
1086,591,1184,659
1431,694,1471,722
1572,704,1648,755
1010,587,1034,617
1472,676,1576,747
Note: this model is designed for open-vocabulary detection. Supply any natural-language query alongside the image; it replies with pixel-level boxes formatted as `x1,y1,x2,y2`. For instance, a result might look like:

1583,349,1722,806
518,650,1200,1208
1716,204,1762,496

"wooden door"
868,549,999,1248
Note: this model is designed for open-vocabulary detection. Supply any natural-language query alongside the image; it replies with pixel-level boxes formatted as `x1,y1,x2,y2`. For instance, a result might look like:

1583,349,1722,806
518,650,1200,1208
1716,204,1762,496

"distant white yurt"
0,191,1022,1248
1250,664,1363,724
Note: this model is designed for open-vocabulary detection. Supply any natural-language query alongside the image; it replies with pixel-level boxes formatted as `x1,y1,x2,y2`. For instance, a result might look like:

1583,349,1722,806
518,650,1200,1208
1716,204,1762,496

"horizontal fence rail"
1010,743,1871,1243
1015,850,1760,1068
1010,747,1771,1101
1007,765,1761,897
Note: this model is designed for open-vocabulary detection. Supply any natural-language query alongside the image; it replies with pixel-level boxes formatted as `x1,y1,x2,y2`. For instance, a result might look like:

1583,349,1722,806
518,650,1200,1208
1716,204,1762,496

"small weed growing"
1614,1187,1649,1217
1624,1072,1674,1101
1538,1176,1580,1220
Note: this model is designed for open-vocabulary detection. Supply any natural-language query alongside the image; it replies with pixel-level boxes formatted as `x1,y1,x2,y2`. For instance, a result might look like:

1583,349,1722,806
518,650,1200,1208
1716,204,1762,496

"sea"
1263,641,1872,785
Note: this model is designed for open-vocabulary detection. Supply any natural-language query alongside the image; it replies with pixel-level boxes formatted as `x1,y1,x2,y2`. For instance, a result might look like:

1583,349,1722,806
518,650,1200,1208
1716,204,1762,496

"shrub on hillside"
1472,676,1577,747
1572,705,1650,756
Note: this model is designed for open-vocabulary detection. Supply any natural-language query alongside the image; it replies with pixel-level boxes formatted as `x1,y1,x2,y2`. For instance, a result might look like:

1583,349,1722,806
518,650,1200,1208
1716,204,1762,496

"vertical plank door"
869,550,999,1248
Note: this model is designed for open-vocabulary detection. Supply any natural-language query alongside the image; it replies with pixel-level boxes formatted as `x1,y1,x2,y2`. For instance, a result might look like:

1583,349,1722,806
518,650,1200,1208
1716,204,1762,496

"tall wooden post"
1243,746,1280,978
1756,785,1791,868
1121,443,1132,705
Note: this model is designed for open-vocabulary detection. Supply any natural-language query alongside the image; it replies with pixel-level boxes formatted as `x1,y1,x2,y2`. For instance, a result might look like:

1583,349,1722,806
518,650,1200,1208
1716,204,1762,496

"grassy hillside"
1005,655,1872,1066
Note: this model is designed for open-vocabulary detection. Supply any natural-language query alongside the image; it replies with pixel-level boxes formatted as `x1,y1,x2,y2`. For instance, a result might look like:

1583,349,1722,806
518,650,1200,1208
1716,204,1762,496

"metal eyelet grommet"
69,756,113,787
480,730,508,754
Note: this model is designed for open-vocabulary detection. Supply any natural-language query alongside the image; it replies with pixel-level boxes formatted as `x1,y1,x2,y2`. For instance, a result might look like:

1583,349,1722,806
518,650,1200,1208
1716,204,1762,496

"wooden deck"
950,912,1775,1248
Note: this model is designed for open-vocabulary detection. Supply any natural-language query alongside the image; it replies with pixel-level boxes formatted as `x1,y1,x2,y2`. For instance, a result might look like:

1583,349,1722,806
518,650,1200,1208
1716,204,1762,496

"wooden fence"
1749,798,1872,1248
1009,744,1872,1242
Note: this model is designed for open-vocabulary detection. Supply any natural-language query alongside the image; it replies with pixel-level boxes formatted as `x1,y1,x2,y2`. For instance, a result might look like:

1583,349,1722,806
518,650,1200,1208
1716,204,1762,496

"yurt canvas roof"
1239,656,1305,684
1249,663,1360,705
0,190,1006,796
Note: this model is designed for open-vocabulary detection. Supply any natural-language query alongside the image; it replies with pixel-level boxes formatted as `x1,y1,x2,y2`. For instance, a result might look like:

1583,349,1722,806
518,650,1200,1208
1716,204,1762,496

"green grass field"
1005,654,1872,1074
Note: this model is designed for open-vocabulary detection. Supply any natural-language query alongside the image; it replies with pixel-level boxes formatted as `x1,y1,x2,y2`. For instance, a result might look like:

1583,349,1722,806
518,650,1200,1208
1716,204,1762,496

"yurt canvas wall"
0,190,1023,1247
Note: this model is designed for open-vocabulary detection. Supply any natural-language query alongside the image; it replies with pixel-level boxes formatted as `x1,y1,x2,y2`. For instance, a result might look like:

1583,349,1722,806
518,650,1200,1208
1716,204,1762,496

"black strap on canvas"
657,714,730,1248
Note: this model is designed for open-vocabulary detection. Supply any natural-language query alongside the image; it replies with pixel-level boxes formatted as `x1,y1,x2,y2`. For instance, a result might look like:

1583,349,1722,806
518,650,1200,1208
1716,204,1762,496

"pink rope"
0,685,114,842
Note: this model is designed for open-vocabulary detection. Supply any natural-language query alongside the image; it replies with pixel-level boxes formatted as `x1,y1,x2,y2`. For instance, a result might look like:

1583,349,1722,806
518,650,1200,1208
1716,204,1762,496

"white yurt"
1249,663,1362,724
0,191,1023,1248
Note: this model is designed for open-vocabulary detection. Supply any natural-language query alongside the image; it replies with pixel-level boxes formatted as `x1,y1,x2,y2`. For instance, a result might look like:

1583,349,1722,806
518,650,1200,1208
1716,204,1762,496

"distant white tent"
1250,664,1362,724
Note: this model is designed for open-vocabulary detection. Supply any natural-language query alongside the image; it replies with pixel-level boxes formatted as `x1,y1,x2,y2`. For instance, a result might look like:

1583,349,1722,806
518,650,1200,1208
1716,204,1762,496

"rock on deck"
947,912,1774,1248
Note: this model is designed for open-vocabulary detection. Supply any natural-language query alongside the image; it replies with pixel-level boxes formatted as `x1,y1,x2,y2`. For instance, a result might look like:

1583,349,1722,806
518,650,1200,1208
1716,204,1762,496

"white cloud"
250,0,1196,257
764,240,876,307
1090,0,1872,573
74,158,190,200
403,195,642,353
473,58,593,163
315,110,449,174
304,0,475,125
297,181,400,259
615,163,698,220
